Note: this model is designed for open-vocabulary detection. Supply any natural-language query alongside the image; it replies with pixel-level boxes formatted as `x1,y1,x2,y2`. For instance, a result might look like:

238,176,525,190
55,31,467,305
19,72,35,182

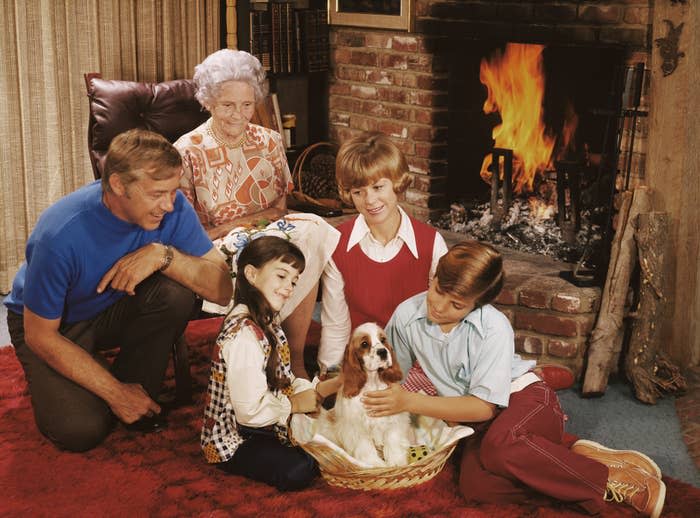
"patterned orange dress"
175,120,293,228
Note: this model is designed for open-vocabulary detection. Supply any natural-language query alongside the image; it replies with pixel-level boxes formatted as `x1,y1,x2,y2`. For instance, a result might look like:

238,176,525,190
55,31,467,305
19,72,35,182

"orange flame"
556,101,579,161
479,43,558,194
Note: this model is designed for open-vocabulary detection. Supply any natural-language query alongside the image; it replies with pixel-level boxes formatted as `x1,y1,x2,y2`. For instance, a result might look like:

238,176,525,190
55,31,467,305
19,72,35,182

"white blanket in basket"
290,413,474,469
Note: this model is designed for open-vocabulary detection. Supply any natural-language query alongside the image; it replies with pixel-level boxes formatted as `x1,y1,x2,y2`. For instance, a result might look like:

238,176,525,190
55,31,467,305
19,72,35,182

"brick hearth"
495,256,599,378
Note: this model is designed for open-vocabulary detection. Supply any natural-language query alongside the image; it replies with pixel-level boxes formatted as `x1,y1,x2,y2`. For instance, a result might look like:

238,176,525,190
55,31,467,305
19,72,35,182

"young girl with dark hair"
200,236,338,491
364,241,665,517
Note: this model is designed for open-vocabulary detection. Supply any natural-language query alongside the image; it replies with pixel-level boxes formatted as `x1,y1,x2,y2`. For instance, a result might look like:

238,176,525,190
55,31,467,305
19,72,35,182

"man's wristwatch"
159,244,174,272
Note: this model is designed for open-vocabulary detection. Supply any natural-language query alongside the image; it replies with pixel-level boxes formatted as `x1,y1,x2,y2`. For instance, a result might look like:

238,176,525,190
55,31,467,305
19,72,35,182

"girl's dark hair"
435,241,504,309
235,236,305,390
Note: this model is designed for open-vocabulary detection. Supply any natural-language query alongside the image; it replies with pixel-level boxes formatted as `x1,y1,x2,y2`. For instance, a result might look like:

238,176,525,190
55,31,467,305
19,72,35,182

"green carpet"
559,375,700,487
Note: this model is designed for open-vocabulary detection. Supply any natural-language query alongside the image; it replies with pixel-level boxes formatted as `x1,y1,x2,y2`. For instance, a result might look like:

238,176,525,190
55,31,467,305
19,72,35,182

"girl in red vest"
318,133,447,378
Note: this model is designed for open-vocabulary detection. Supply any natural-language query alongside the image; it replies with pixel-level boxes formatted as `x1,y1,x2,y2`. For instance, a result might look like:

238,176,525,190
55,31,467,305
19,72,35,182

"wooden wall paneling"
646,2,700,365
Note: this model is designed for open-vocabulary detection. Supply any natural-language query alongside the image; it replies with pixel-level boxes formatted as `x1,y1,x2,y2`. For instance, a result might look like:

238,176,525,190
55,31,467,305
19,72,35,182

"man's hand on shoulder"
97,243,166,295
108,382,161,424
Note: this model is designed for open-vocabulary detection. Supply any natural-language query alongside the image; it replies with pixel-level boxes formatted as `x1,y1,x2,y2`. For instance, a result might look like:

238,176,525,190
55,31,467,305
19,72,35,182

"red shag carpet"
1,317,698,518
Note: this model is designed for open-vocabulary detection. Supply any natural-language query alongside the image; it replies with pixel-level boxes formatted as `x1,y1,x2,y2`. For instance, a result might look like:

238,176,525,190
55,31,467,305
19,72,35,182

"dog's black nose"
377,348,388,360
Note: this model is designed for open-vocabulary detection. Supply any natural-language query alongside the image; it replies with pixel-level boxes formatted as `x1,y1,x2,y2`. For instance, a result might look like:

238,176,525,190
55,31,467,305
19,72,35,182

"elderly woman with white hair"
174,49,339,379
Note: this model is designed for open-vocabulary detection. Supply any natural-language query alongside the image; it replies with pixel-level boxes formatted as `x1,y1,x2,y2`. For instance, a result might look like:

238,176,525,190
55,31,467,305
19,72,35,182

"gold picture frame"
328,0,414,32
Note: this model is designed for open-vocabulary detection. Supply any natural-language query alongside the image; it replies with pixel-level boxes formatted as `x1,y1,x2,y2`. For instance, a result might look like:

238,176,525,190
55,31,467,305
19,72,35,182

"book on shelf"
297,8,329,73
241,1,329,74
284,3,295,73
270,2,282,73
250,7,272,71
294,9,303,73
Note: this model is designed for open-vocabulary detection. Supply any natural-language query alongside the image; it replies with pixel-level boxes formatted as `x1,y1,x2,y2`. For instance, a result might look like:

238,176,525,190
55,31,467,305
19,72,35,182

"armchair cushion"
84,73,209,179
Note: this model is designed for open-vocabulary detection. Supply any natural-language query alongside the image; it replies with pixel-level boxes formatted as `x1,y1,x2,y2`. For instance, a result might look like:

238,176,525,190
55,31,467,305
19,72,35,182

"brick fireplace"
328,0,651,221
327,1,659,376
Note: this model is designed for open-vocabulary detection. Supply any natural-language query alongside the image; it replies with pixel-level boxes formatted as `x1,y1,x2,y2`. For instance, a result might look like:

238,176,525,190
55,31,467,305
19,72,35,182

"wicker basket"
290,414,473,490
290,141,353,213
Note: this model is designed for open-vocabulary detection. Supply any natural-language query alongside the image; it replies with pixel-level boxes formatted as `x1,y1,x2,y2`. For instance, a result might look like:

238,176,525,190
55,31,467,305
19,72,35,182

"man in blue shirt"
4,129,232,452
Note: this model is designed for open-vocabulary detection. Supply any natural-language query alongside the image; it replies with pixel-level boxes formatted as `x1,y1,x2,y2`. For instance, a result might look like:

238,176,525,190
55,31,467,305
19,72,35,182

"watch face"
160,245,174,271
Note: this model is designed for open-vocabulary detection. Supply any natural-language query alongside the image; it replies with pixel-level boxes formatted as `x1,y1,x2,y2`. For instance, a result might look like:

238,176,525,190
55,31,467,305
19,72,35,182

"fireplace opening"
437,42,629,277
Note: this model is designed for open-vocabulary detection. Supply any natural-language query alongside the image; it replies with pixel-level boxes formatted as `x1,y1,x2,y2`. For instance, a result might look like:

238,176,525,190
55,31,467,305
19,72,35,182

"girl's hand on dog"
362,383,410,417
289,388,319,414
316,373,343,399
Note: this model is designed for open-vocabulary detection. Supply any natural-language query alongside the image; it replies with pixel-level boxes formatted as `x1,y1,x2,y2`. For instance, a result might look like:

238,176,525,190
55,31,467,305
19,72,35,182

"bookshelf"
235,0,330,150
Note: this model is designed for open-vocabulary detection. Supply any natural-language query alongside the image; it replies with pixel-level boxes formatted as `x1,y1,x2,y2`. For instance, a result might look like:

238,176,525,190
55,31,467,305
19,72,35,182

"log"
625,212,687,403
582,187,652,396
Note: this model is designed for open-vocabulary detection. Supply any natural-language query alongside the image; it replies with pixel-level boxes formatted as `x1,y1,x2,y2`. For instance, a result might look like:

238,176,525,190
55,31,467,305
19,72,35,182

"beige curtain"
0,0,220,293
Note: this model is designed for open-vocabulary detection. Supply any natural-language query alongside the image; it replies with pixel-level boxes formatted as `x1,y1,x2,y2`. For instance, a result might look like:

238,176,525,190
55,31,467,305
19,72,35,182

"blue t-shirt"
4,181,213,324
386,291,535,407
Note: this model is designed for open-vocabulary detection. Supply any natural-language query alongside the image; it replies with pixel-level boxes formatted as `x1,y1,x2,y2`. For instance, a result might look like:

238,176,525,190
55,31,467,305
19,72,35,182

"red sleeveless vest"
332,216,436,329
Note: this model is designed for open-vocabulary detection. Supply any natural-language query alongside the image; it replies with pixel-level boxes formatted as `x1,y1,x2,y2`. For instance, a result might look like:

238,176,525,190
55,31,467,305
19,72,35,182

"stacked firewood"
582,186,687,403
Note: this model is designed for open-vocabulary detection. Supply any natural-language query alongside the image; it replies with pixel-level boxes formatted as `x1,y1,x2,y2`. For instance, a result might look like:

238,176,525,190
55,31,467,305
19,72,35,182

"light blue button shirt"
386,292,535,408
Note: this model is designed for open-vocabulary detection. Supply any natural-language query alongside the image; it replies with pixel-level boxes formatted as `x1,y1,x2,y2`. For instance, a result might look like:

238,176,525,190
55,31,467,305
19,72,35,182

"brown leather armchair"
84,73,212,403
84,72,210,179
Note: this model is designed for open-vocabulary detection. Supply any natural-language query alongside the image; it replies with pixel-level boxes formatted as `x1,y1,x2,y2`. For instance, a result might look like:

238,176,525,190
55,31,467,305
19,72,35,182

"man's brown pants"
7,274,197,452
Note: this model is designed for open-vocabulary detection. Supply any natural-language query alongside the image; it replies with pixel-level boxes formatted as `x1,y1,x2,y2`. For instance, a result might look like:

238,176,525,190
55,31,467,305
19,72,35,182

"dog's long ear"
342,338,367,398
380,339,403,384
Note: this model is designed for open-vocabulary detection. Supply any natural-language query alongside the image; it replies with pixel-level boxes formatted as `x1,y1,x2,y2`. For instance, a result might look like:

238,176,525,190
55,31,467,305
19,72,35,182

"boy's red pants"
459,381,609,515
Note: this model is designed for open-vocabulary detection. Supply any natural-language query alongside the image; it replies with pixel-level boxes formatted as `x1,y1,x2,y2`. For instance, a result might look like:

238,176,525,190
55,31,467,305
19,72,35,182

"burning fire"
528,196,556,220
479,43,578,196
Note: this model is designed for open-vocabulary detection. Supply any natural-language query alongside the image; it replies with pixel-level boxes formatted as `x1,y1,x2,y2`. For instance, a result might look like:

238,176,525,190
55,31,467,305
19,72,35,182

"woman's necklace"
207,119,246,149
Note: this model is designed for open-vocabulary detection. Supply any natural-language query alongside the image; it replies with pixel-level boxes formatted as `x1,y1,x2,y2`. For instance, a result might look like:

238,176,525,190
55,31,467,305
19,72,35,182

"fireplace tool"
560,63,646,287
554,159,582,245
487,147,513,230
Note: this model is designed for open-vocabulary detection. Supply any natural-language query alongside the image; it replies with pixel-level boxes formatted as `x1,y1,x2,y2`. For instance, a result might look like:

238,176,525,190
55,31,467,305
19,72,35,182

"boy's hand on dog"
290,388,319,414
362,383,409,417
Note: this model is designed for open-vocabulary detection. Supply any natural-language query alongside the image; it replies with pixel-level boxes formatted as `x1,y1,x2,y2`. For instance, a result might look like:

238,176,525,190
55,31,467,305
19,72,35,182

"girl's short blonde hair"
335,132,411,205
435,241,505,309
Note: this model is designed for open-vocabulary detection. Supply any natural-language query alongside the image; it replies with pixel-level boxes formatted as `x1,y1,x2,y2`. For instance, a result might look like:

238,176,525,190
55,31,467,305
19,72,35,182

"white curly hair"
193,49,268,107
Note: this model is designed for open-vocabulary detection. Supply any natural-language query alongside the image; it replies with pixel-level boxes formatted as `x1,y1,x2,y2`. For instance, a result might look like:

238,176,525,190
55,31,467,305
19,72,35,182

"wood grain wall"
646,2,700,365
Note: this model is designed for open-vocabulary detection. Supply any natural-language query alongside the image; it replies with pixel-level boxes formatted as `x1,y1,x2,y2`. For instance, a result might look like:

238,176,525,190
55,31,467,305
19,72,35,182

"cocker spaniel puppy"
318,323,413,467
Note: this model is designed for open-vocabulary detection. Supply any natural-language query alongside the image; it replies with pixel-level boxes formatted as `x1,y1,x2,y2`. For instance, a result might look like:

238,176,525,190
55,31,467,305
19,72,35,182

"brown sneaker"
572,439,662,478
605,465,666,518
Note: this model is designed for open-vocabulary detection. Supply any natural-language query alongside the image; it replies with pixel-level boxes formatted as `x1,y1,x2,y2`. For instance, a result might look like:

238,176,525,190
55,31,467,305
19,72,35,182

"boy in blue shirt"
363,241,665,517
4,129,232,452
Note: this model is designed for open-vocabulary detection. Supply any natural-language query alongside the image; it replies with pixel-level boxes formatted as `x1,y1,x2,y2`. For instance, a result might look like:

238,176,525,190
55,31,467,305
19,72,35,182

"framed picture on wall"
328,0,414,32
